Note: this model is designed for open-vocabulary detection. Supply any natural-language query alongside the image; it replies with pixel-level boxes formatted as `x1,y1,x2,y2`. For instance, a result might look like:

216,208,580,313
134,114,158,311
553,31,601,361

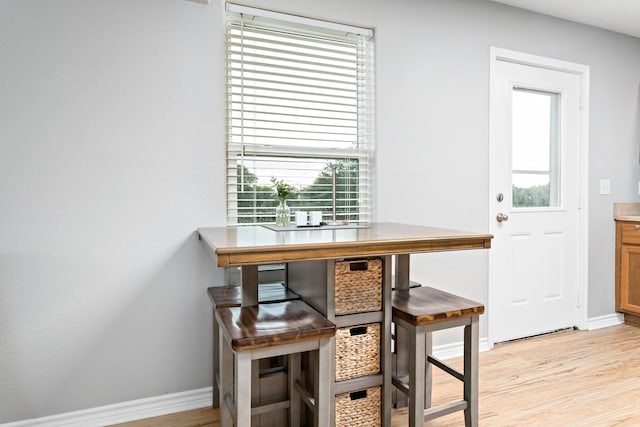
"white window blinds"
225,4,375,225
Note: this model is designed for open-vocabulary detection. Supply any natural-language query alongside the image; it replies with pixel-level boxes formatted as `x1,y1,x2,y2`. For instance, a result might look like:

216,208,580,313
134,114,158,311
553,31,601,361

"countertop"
614,203,640,221
614,216,640,221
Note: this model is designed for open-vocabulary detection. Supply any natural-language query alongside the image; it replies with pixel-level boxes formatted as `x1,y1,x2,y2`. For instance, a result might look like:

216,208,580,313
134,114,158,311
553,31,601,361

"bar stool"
392,286,484,427
217,300,335,427
391,280,422,409
207,283,300,408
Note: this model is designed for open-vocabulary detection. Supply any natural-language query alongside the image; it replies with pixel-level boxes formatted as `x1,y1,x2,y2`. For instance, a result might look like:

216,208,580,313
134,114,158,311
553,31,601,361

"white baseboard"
1,387,212,427
2,315,623,427
433,313,625,357
587,312,624,330
433,337,490,360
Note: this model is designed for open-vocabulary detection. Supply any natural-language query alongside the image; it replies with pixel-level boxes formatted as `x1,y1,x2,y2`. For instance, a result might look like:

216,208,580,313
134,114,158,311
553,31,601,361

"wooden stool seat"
216,300,335,427
217,300,336,351
208,283,301,409
392,286,485,324
207,282,300,308
392,286,484,427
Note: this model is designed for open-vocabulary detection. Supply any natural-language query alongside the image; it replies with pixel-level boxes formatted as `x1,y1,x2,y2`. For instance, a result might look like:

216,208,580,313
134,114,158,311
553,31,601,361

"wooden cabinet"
615,220,640,325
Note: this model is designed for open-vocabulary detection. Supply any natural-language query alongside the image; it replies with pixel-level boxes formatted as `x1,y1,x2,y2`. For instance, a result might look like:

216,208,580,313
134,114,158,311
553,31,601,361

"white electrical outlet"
599,179,611,195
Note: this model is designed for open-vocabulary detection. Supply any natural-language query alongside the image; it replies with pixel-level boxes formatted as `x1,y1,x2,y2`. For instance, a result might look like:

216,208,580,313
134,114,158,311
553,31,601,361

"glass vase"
275,201,291,226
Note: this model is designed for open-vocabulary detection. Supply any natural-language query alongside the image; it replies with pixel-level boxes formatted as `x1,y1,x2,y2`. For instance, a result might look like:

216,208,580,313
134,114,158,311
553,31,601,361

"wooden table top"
198,222,492,267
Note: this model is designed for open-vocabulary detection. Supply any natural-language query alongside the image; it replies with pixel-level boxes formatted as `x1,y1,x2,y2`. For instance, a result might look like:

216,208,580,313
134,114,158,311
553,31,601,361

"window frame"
224,3,375,226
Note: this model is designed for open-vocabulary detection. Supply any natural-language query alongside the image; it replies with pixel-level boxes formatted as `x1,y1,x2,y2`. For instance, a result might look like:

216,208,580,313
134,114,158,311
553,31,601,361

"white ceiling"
491,0,640,39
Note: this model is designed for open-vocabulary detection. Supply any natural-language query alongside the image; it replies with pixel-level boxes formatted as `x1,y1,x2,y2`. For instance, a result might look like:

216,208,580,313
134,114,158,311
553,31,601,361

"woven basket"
334,258,382,315
335,323,380,382
335,386,381,427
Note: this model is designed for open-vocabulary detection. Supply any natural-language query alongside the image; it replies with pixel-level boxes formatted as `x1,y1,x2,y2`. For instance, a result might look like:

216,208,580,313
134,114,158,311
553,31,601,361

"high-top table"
198,222,492,426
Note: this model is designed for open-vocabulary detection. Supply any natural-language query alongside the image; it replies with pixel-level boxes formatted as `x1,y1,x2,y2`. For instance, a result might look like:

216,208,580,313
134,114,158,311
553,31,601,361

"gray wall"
1,0,639,422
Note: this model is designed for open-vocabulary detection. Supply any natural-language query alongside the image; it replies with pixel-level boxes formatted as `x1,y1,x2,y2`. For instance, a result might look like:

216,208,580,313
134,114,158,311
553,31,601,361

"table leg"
393,254,410,408
241,265,259,307
395,254,411,290
382,255,393,427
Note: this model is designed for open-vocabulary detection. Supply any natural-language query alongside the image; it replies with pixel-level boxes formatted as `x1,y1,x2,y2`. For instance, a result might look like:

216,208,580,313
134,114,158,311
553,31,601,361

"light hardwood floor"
111,324,640,427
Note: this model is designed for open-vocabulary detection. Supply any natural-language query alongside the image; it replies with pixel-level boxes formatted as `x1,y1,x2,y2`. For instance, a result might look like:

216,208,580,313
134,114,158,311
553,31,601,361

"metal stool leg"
315,339,331,427
288,353,301,427
394,324,409,408
425,330,433,410
212,315,220,408
236,351,252,427
464,316,479,427
408,324,426,427
219,328,234,427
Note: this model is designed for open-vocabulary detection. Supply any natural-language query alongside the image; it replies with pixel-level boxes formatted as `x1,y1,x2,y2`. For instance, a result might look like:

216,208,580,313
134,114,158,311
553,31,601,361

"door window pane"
512,88,560,208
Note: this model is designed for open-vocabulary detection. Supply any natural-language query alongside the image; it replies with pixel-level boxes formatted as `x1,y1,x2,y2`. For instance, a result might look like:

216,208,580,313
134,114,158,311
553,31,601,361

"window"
225,4,375,225
511,88,560,208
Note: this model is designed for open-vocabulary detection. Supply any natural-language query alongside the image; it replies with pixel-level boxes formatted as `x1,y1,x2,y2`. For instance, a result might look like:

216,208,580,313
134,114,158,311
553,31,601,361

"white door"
489,51,588,344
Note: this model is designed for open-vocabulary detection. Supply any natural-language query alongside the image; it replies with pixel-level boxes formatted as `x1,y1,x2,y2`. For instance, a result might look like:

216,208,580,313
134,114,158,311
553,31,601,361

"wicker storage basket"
335,323,380,382
334,258,382,315
335,386,381,427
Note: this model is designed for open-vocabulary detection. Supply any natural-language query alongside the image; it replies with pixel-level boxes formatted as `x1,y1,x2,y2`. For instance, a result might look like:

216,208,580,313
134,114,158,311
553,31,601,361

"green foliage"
236,166,277,224
512,183,550,208
295,161,360,222
270,177,294,203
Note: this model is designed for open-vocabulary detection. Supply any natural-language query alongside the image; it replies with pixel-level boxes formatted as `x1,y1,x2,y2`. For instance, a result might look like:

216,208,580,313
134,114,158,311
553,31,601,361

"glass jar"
275,200,291,226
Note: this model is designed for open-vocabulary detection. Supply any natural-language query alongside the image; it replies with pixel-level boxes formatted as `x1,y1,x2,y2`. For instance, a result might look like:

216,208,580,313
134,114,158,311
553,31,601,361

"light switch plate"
599,179,611,195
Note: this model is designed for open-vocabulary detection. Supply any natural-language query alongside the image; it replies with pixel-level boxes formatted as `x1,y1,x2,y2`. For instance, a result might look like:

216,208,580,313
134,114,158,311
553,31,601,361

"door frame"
488,47,590,347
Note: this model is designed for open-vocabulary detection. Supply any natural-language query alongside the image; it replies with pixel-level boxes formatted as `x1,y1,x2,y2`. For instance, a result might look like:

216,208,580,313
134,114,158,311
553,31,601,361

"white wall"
1,0,639,422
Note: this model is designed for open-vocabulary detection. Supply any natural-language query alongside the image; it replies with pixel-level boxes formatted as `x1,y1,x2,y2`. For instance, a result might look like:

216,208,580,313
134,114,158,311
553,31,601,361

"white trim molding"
434,338,491,360
0,388,212,427
587,313,625,330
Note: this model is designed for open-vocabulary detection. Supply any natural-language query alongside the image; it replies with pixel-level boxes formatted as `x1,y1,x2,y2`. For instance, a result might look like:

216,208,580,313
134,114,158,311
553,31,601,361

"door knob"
496,213,509,223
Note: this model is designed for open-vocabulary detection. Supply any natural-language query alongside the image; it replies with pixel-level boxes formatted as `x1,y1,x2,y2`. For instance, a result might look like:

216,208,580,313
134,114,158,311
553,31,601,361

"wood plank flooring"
111,324,640,427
